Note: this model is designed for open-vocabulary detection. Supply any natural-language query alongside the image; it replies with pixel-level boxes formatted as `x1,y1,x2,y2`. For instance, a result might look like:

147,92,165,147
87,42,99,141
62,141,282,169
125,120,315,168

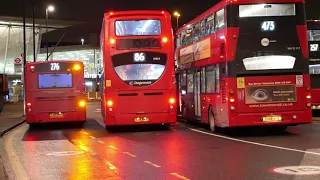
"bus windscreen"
38,74,72,88
115,20,161,36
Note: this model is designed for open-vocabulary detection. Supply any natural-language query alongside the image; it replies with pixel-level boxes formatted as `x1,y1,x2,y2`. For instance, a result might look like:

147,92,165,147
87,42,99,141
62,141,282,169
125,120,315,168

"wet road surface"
1,102,320,180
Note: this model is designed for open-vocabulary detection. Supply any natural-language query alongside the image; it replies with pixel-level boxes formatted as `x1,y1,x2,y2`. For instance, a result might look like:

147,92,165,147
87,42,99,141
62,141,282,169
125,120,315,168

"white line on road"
187,126,320,156
108,145,118,150
312,122,320,126
97,140,105,144
123,152,137,157
89,136,96,139
4,124,30,180
170,172,190,180
144,161,161,168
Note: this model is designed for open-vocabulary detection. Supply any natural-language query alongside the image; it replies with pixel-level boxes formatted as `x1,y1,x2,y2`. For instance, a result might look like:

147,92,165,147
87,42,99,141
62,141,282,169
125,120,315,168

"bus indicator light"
162,37,168,43
169,98,175,104
73,64,81,71
107,100,113,107
110,38,116,45
79,100,86,107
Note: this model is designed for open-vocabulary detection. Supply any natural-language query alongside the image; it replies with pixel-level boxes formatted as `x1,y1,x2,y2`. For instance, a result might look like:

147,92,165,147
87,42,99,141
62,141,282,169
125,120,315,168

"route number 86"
134,53,146,62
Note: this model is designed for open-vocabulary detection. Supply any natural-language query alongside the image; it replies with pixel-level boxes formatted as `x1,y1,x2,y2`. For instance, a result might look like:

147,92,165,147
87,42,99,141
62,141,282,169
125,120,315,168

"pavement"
0,102,24,180
1,102,320,179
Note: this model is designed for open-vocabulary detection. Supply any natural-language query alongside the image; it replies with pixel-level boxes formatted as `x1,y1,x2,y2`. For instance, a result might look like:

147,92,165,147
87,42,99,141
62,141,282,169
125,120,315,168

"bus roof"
176,0,305,34
104,10,171,20
27,60,84,65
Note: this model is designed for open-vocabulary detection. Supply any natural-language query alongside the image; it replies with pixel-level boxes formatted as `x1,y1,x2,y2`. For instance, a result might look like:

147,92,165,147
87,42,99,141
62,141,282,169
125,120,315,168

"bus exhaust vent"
144,92,163,96
221,80,227,103
118,93,138,96
116,38,162,50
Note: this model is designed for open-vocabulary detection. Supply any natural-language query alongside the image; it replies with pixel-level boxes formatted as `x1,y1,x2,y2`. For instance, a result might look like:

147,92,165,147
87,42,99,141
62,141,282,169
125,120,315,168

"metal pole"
33,2,36,62
3,27,11,74
46,8,48,60
22,0,26,115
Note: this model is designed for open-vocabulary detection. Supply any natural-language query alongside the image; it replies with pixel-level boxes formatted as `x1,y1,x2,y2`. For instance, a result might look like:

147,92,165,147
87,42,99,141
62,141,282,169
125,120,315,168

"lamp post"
173,11,181,30
81,38,84,45
46,5,54,60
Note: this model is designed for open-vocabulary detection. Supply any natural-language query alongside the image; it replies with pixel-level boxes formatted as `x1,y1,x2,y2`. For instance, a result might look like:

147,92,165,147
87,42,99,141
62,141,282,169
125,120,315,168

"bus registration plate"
49,113,64,118
262,116,282,122
134,117,149,122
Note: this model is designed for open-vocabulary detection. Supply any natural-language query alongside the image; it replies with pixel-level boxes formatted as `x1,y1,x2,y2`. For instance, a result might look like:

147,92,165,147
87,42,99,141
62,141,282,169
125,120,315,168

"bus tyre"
209,109,215,133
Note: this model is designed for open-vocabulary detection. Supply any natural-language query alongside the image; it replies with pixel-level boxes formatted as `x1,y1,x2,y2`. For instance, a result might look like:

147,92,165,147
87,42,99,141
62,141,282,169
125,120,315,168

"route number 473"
261,21,275,31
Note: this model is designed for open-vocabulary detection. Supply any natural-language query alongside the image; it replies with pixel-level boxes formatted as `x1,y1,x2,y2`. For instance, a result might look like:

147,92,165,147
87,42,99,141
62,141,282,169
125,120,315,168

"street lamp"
81,38,84,45
173,11,181,30
46,5,55,60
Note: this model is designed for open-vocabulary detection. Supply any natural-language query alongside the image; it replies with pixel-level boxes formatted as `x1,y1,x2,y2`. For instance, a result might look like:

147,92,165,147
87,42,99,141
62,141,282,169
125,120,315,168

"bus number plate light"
134,117,149,122
262,116,282,122
49,113,64,118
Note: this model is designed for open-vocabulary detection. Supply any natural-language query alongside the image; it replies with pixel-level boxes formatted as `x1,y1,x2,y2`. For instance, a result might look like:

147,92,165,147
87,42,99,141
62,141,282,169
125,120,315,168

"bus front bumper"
229,109,312,127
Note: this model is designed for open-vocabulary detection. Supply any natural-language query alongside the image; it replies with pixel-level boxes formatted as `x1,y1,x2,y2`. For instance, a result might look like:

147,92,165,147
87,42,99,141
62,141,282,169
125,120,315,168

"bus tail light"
107,100,113,107
306,95,311,99
306,86,311,91
229,98,235,103
109,38,116,45
162,37,168,43
230,106,236,111
307,103,311,107
169,98,175,105
79,100,86,107
229,89,235,95
30,66,35,72
27,102,32,107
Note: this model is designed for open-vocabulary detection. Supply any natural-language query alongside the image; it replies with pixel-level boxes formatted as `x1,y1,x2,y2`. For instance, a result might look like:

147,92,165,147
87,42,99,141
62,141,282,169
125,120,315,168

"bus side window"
181,31,186,46
206,13,215,35
215,64,220,93
215,8,225,31
206,66,216,93
187,72,194,93
192,22,200,42
200,19,206,38
201,67,206,93
176,33,181,48
181,71,187,86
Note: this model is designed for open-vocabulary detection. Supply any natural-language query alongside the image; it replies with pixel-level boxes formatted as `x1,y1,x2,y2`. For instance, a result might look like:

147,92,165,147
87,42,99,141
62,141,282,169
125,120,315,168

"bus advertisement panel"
307,20,320,115
176,0,312,132
25,61,86,125
100,10,176,128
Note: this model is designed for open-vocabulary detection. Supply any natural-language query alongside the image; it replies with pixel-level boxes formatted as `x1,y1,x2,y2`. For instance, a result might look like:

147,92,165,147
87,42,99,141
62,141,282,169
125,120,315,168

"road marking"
105,161,117,170
312,122,320,126
144,161,161,168
187,126,320,156
109,145,118,150
4,124,29,180
271,166,320,175
45,151,84,156
170,172,190,180
89,136,96,139
123,152,137,157
97,140,105,144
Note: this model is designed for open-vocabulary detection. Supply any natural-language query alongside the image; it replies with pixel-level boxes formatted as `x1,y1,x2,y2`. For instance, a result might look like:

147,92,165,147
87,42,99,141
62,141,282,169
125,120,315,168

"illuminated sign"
50,63,60,71
84,72,101,79
261,21,275,32
133,52,146,62
310,44,319,52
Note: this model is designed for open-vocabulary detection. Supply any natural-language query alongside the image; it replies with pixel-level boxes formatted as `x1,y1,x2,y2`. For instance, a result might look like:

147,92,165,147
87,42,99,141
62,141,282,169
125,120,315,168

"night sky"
1,0,320,44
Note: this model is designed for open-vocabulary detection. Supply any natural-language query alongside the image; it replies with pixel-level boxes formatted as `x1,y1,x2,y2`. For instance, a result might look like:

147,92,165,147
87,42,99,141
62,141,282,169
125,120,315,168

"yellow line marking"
97,140,105,144
108,145,118,150
4,124,29,180
89,136,96,139
170,172,191,180
123,152,137,157
144,161,161,168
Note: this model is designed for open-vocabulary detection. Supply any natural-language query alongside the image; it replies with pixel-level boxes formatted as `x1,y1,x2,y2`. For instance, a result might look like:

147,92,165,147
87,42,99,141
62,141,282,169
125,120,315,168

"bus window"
239,4,295,18
206,14,215,35
215,64,220,93
200,19,206,38
187,72,194,93
181,31,186,46
215,9,225,30
181,71,187,86
201,67,206,93
38,74,72,89
115,20,161,36
206,66,216,93
193,23,201,42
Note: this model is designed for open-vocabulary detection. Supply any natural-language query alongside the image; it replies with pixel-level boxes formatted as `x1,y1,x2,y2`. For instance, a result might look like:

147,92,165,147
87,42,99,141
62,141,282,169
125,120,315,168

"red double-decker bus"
307,20,320,116
176,0,312,132
25,61,87,125
100,10,176,128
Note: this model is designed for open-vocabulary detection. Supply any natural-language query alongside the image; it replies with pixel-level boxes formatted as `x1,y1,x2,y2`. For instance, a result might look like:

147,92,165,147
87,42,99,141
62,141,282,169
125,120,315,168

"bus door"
194,70,201,117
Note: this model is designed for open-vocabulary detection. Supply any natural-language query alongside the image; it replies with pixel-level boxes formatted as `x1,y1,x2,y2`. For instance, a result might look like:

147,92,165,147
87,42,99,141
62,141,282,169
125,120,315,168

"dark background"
1,0,319,45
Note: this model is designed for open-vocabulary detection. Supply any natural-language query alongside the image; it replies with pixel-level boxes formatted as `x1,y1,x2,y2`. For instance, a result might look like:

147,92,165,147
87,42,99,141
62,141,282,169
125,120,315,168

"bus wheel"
208,109,215,133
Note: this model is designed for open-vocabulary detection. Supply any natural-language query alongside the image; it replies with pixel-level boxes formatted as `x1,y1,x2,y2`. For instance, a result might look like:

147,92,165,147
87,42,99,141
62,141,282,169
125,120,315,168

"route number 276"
50,63,60,71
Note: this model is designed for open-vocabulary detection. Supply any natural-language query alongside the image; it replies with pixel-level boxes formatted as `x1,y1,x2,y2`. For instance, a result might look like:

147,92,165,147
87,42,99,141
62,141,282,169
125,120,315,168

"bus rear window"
239,4,295,18
115,20,161,36
38,74,72,89
114,64,165,81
